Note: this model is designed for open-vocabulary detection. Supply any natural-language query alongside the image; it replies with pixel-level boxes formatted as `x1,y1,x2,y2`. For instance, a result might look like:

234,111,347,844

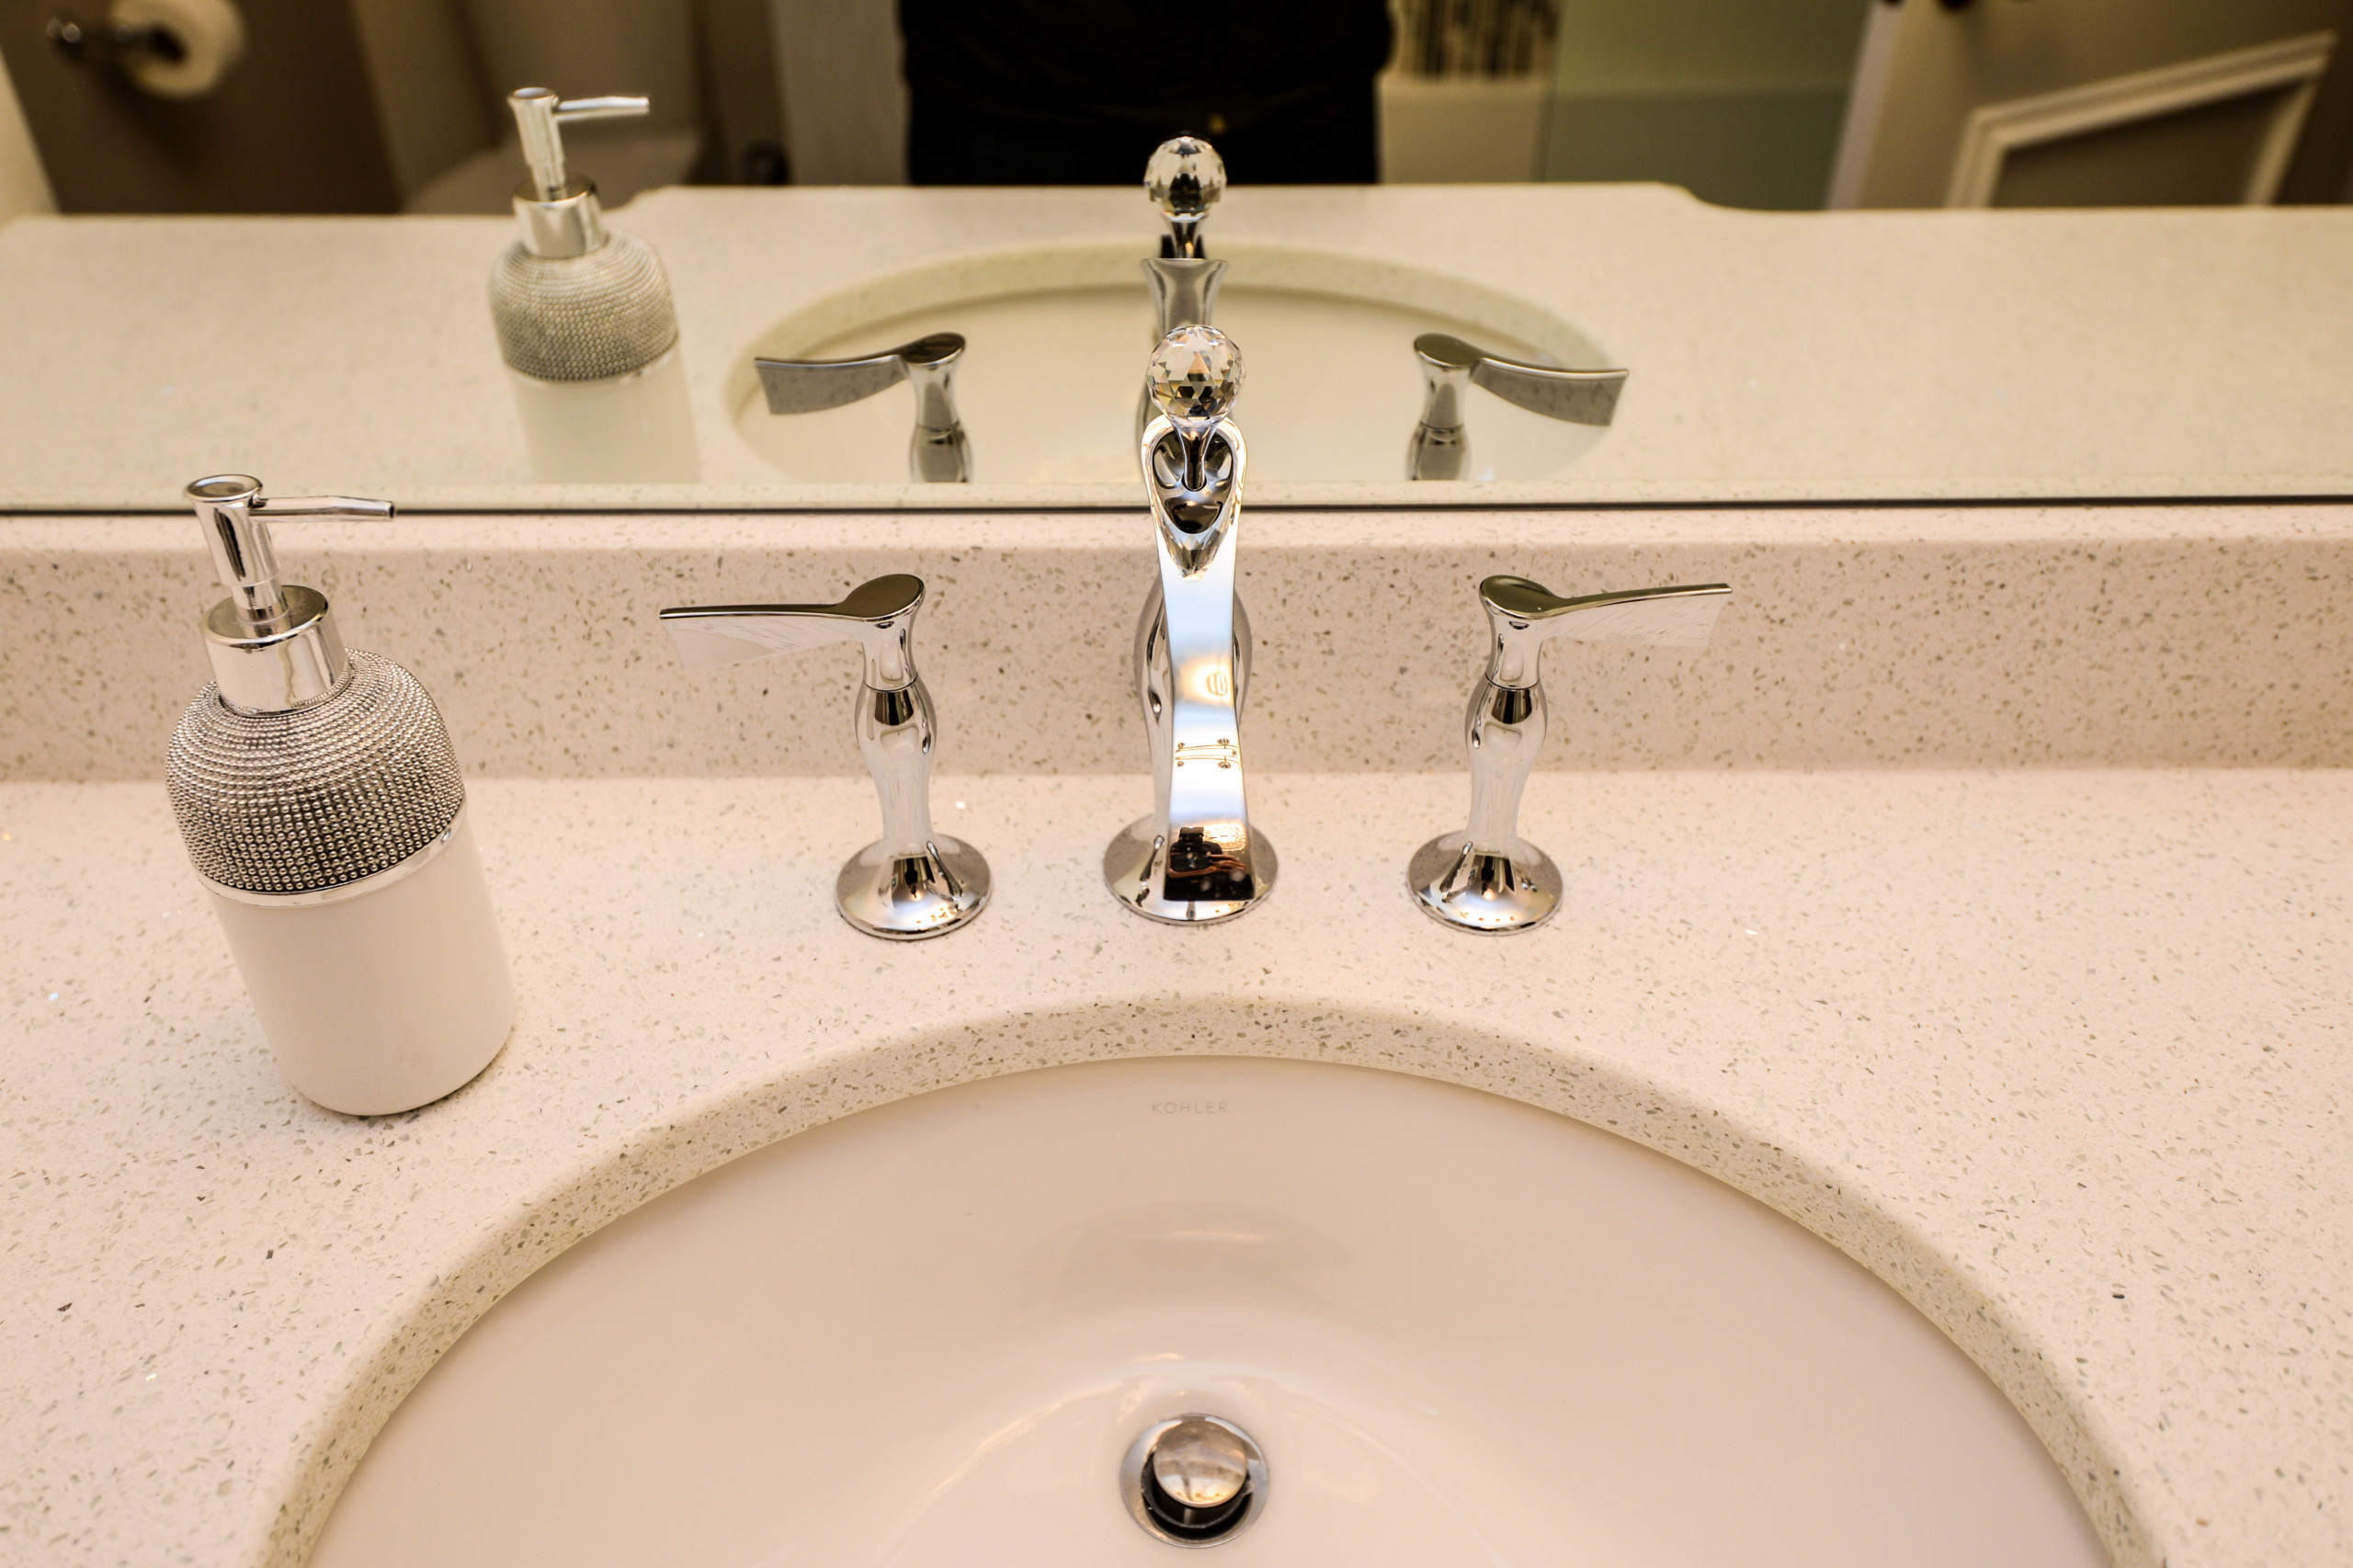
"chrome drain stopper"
1122,1415,1267,1546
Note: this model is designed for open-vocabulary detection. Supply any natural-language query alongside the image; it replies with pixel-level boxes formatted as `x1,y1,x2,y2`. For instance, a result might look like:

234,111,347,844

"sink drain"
1121,1415,1267,1546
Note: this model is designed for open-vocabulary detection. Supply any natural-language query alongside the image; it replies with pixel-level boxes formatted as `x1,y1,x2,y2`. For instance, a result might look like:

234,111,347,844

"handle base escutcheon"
1407,830,1560,935
836,835,991,940
1105,815,1277,926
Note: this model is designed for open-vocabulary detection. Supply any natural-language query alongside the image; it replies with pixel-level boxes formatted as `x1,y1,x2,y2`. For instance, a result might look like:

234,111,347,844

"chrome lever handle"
1477,575,1730,687
660,575,989,939
1406,333,1630,481
662,573,923,687
1409,574,1729,934
754,333,972,483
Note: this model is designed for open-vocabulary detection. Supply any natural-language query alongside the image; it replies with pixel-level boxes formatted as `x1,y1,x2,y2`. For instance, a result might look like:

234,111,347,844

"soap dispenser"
490,87,699,483
165,476,515,1117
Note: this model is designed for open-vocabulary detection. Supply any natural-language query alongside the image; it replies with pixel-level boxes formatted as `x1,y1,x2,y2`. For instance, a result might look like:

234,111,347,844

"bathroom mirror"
5,0,2353,511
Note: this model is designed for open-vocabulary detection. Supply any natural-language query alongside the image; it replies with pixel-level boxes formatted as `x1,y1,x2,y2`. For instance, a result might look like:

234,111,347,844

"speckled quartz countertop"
1,770,2347,1568
4,185,2353,509
0,500,2348,1568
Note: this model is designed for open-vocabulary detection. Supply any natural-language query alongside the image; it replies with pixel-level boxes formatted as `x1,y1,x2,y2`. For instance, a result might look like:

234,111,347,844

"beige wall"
346,0,496,199
1540,0,1871,209
1550,0,1867,93
767,0,905,183
0,48,54,225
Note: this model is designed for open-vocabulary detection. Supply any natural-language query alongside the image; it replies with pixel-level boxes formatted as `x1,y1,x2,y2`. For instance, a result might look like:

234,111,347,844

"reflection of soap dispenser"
165,476,515,1116
490,87,699,483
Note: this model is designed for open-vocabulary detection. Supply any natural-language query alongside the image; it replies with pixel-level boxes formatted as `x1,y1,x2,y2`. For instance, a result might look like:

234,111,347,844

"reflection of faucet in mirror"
1409,574,1730,934
1142,136,1228,335
753,333,972,483
1140,137,1228,437
1146,134,1225,261
1405,333,1630,482
1106,324,1276,926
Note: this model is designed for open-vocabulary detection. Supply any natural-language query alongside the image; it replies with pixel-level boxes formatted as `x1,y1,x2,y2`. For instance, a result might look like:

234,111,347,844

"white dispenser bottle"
490,87,699,483
165,476,515,1116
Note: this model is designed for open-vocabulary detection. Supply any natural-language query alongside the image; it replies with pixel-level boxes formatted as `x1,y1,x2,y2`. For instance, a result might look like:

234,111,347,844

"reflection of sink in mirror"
310,1054,2105,1568
730,244,1619,485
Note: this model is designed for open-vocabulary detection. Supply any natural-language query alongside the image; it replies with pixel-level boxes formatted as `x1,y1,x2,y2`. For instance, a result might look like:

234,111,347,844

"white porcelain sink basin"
728,244,1618,485
310,1055,2106,1568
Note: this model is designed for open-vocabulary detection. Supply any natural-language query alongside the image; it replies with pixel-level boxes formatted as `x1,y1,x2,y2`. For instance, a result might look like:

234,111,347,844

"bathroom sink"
728,244,1619,485
309,1054,2105,1568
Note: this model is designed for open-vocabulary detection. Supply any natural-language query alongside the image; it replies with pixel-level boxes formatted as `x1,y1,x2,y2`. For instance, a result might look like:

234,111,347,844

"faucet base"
836,835,991,940
1104,816,1277,926
1407,831,1561,934
1406,421,1470,482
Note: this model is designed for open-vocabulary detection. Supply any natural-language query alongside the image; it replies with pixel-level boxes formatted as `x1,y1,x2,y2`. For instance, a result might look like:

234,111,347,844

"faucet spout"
1142,256,1227,340
1152,421,1250,900
1106,326,1276,924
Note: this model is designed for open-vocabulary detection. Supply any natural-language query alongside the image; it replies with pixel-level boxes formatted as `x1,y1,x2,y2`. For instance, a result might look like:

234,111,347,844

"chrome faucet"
661,574,990,939
1406,334,1629,481
1139,138,1228,440
1409,574,1730,933
753,333,972,483
1105,325,1276,925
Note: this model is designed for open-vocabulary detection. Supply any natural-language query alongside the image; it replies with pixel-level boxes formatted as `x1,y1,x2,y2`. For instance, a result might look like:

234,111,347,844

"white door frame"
1945,30,2336,207
1824,0,1905,209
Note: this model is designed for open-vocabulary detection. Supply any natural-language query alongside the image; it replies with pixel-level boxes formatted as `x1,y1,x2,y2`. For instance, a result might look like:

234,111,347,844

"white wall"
0,50,56,224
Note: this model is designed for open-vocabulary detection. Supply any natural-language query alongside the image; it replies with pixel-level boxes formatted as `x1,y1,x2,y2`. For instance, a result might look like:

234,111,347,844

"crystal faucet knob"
1146,325,1244,426
1145,136,1224,259
1145,136,1225,218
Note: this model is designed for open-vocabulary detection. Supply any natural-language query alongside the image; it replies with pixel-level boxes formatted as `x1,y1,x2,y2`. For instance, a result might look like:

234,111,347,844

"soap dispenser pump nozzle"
186,474,392,712
506,86,649,257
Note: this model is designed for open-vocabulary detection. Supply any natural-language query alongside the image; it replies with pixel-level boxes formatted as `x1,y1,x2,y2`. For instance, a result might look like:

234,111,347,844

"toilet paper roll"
108,0,246,100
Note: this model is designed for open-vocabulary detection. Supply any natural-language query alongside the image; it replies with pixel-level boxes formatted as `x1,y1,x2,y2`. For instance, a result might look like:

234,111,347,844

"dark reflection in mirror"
10,0,2353,214
898,0,1392,184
